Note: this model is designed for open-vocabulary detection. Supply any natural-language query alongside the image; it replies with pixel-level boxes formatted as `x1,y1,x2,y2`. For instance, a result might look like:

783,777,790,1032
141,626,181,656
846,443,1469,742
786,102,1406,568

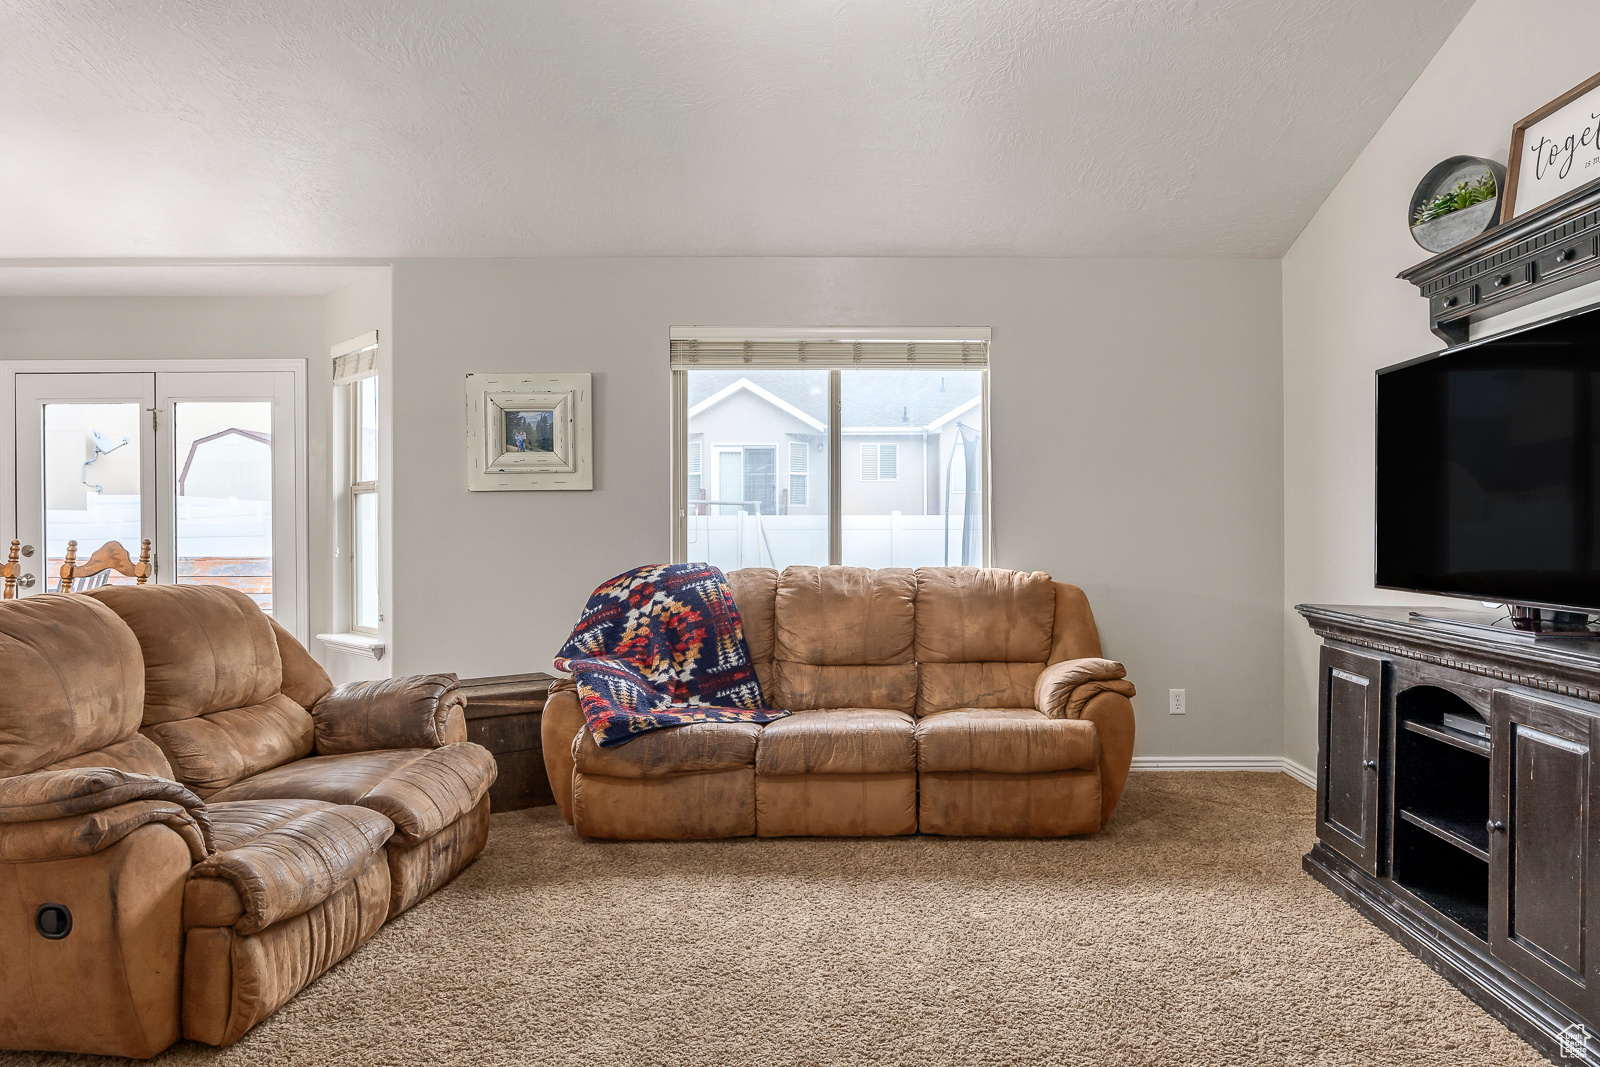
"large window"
672,330,989,572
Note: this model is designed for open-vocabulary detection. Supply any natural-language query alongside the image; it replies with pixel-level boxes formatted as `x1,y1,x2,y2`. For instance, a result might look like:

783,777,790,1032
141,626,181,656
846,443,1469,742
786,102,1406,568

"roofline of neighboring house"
842,427,933,435
690,376,980,436
926,395,982,430
178,427,271,497
687,377,826,431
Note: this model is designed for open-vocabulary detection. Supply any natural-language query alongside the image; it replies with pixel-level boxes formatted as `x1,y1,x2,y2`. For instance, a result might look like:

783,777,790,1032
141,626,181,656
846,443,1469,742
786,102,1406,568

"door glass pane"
173,401,274,612
356,376,378,482
354,490,379,630
43,403,142,591
841,369,984,568
686,369,829,571
742,447,777,515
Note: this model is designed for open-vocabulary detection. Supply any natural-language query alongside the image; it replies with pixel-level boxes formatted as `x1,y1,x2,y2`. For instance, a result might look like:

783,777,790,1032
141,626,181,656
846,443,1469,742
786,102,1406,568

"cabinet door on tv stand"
1490,690,1600,1018
1317,646,1387,876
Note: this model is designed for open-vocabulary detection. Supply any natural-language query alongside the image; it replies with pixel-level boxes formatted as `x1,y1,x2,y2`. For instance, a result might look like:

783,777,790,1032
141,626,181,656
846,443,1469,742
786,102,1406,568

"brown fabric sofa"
543,566,1136,840
0,587,496,1058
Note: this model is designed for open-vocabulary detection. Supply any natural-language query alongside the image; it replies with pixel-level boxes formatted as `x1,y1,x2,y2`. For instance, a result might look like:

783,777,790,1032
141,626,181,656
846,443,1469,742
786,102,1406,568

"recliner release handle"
35,903,71,940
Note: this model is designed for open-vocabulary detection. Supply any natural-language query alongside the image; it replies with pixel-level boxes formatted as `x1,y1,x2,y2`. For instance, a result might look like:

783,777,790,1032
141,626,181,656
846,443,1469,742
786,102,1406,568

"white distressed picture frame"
465,372,592,490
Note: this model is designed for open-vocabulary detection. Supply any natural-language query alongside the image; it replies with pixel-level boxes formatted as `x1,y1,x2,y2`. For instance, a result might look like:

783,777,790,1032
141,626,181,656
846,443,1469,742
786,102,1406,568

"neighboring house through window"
671,329,989,571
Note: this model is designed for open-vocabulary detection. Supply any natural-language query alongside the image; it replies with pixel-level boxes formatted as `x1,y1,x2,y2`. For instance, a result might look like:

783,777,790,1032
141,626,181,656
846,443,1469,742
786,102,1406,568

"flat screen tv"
1377,304,1600,614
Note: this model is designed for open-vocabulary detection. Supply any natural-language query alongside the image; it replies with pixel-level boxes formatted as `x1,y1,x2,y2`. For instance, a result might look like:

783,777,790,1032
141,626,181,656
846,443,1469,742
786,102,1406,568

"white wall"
1281,0,1600,770
389,258,1284,759
0,293,331,638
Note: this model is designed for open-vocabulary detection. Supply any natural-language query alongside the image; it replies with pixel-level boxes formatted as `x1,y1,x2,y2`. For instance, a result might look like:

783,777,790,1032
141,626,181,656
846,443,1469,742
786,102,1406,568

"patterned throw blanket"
554,563,790,747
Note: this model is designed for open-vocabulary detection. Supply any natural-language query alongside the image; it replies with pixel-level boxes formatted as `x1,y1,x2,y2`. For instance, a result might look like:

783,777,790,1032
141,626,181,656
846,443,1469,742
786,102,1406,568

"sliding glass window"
671,331,989,571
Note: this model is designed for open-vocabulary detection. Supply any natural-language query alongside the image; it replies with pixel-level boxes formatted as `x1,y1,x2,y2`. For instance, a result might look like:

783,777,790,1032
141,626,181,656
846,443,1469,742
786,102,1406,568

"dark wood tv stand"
1300,604,1600,1063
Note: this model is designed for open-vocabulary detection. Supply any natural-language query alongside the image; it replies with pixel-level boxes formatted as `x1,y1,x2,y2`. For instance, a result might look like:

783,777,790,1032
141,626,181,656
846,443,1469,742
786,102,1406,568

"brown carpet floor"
2,772,1549,1066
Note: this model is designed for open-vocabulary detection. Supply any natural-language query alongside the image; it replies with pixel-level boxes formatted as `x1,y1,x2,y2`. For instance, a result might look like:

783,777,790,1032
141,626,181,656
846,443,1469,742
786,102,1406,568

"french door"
11,369,302,633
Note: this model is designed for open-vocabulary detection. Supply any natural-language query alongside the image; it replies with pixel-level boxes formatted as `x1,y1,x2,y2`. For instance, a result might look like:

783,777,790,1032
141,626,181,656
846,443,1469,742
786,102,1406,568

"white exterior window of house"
859,443,898,481
670,328,990,571
788,440,809,506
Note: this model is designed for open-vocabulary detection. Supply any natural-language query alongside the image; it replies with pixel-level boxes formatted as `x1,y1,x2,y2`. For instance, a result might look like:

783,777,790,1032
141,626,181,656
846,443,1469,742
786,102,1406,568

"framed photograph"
1504,71,1600,222
464,372,592,490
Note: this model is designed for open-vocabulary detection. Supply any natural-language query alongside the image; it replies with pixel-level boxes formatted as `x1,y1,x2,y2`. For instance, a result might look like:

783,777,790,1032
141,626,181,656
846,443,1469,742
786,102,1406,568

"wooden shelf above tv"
1399,176,1600,344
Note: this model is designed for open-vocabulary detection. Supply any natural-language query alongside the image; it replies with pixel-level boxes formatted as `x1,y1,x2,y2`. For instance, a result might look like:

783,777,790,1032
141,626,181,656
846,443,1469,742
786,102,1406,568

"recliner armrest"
310,674,467,755
541,681,583,825
0,767,211,862
1034,657,1136,719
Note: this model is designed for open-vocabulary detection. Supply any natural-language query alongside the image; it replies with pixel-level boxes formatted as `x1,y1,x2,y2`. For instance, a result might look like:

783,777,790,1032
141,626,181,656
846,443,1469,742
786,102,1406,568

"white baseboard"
1131,755,1316,789
1281,758,1316,789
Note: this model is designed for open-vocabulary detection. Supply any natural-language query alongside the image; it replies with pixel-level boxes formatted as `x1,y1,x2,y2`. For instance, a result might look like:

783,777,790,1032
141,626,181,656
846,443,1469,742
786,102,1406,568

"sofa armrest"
311,674,467,755
1079,690,1136,825
0,767,211,862
1034,657,1136,719
186,804,393,934
541,679,583,825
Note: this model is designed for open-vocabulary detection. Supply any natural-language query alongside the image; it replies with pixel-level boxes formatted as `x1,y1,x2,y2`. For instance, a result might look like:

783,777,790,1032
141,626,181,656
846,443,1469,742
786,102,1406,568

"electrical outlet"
1169,689,1187,715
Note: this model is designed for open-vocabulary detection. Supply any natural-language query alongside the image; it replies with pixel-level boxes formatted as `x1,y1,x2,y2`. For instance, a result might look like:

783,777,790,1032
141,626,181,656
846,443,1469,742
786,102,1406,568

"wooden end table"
458,672,556,812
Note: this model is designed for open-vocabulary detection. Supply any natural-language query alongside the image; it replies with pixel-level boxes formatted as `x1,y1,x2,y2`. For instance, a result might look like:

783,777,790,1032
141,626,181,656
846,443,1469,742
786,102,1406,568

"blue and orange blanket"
554,563,789,746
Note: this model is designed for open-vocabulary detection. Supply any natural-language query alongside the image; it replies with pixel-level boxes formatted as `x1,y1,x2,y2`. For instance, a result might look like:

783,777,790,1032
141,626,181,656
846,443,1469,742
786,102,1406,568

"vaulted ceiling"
1,0,1475,259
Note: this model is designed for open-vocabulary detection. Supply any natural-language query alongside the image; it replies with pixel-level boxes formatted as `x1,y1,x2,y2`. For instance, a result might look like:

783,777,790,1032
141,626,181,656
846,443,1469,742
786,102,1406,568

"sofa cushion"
916,661,1046,717
755,709,915,776
914,709,1099,774
42,734,173,779
772,661,919,714
187,799,394,934
913,568,1055,664
726,567,778,700
87,585,282,725
0,593,145,776
141,694,315,797
574,720,760,779
774,566,915,666
205,743,496,845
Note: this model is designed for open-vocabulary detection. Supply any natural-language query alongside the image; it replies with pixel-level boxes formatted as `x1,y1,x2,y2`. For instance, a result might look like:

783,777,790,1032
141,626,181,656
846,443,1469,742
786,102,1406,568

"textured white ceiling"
1,0,1475,259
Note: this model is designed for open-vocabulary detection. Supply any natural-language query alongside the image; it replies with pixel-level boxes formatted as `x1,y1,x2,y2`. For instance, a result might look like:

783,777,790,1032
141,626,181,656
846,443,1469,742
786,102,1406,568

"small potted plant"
1409,156,1506,254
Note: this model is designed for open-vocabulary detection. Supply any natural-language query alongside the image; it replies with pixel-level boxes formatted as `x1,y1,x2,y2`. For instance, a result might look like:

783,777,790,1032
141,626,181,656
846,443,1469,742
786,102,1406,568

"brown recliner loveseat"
542,566,1136,839
0,586,496,1058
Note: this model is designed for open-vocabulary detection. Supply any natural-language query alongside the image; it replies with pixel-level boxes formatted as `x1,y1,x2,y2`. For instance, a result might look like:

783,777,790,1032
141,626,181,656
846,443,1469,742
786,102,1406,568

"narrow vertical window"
350,375,380,633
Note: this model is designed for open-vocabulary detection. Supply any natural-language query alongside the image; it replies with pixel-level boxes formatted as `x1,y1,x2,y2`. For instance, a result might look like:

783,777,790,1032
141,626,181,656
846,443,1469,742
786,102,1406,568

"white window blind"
687,441,702,501
331,331,380,385
669,328,988,369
